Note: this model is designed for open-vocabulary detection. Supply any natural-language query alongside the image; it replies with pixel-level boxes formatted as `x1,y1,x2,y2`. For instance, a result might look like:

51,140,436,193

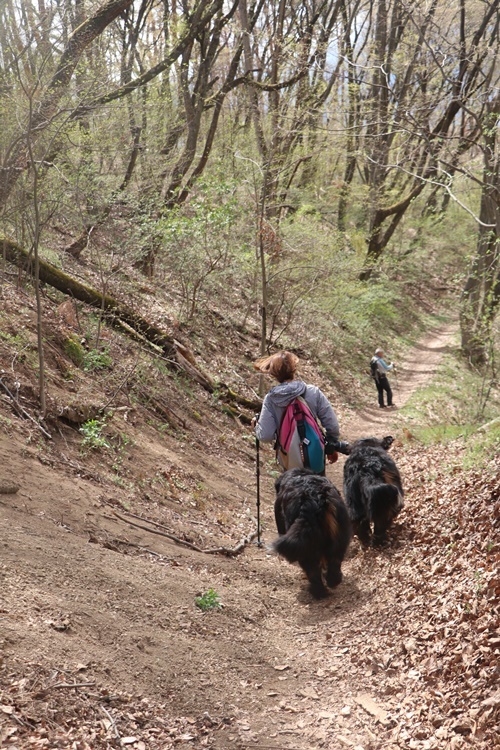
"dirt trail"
0,323,460,750
328,322,457,488
344,322,457,434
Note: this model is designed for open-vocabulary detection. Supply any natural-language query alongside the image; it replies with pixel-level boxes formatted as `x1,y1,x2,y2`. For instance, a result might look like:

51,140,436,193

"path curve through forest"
344,321,458,436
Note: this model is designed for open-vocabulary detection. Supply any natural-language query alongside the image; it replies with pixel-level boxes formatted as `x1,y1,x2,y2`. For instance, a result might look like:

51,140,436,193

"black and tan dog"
273,469,352,599
343,436,404,547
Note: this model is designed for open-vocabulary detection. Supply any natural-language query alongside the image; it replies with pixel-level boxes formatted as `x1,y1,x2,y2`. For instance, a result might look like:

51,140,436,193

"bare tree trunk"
239,0,267,159
358,0,497,280
460,97,500,366
26,95,46,417
258,163,270,393
337,0,359,233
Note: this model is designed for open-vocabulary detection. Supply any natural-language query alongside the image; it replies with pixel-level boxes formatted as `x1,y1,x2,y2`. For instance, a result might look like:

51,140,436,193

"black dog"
343,436,404,547
273,469,352,599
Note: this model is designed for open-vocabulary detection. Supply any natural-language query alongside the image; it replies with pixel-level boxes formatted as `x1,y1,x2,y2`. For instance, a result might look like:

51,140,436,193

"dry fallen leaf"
298,687,319,700
354,694,390,726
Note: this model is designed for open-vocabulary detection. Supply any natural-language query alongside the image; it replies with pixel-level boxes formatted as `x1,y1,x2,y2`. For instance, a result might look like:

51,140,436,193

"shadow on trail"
292,518,410,623
293,576,365,624
397,367,441,376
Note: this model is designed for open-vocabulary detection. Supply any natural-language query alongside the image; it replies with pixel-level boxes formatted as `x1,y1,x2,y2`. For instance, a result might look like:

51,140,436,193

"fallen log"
2,237,262,421
1,236,214,392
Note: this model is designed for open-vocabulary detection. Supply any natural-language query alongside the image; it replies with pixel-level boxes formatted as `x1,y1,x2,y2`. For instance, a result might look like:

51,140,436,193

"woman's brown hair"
253,351,299,383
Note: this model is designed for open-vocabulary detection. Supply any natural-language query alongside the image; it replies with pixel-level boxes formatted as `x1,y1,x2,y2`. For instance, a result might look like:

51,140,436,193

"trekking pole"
255,436,263,547
393,365,400,394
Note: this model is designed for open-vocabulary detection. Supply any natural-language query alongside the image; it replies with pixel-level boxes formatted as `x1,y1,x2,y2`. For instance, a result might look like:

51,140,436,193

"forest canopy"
1,0,498,371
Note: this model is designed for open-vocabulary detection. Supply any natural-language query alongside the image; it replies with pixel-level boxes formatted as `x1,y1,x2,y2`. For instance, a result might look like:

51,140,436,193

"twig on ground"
54,453,102,482
0,376,52,438
48,681,97,690
100,348,141,411
105,537,162,557
100,705,120,739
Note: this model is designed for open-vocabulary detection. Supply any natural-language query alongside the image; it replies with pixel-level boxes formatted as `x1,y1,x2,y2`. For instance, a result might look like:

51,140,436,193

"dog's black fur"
273,469,352,599
343,436,404,547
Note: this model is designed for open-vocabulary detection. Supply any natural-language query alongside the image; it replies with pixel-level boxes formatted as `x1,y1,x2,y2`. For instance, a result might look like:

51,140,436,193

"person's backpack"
276,397,325,474
370,357,380,381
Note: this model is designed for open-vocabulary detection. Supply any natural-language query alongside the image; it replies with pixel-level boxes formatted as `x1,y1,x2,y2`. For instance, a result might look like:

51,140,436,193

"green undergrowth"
195,589,222,612
459,423,500,471
397,349,499,469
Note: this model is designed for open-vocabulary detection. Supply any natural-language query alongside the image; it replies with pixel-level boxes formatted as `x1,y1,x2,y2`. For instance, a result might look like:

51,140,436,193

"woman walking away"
370,348,395,408
253,351,342,471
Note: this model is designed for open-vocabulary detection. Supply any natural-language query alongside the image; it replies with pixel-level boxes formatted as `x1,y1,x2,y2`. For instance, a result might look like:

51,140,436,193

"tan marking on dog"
382,469,404,507
382,469,398,485
324,506,340,540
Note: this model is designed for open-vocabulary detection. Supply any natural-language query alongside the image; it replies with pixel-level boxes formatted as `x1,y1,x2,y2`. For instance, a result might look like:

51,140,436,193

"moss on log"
218,383,261,411
3,238,175,350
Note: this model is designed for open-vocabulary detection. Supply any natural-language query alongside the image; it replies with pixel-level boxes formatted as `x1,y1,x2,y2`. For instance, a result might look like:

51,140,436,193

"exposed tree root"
111,508,258,556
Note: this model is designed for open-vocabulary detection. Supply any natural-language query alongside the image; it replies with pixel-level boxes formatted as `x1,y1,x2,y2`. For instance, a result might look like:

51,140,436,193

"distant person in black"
370,348,395,408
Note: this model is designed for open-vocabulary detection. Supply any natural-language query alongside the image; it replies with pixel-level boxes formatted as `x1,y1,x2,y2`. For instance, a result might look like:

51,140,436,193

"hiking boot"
379,405,386,408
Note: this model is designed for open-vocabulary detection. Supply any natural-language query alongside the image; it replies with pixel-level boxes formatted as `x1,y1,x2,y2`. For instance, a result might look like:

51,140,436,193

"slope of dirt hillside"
1,298,498,750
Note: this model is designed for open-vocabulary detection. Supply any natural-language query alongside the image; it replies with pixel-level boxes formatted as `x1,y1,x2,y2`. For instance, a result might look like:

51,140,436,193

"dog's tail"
272,503,339,563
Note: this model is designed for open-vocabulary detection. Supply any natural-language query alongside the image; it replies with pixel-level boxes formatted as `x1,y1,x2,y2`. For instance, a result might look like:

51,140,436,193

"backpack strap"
293,400,309,468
